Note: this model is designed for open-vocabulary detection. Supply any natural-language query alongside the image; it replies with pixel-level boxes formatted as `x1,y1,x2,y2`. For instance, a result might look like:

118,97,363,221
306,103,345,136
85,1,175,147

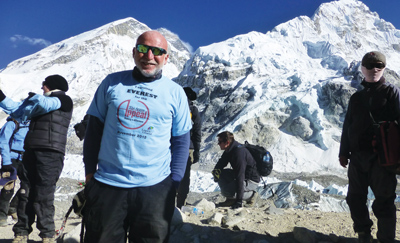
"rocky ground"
0,174,400,243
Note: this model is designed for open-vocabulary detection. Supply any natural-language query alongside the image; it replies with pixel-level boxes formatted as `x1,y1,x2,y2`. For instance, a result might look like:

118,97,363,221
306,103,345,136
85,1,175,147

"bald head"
136,31,169,52
133,31,169,77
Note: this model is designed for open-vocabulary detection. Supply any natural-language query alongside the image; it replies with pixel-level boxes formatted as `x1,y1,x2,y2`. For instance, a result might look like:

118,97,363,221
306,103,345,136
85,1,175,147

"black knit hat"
362,51,386,67
183,87,197,101
42,75,69,92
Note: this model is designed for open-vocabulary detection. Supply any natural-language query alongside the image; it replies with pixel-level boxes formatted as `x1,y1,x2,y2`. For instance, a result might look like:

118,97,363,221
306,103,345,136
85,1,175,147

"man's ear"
132,47,136,59
163,54,169,65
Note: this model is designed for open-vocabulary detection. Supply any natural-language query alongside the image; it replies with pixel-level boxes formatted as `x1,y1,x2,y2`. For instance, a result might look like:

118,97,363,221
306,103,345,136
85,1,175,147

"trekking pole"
55,205,73,240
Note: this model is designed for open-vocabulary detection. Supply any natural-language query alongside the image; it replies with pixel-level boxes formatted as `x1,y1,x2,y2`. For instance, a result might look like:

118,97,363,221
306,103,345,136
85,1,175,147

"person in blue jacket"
82,30,192,243
0,74,73,243
0,117,29,226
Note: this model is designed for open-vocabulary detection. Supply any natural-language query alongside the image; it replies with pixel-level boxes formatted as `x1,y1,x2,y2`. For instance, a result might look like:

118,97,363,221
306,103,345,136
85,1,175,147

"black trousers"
346,151,397,243
83,176,176,243
0,158,21,220
12,149,64,238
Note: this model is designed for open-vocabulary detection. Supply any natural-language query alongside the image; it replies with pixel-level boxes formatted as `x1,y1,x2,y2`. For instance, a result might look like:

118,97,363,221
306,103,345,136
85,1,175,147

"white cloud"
10,34,52,48
181,40,193,53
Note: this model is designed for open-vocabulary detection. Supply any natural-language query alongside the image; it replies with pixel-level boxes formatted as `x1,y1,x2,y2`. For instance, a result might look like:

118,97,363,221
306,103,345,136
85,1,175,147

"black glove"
231,200,243,209
193,150,200,164
1,164,15,173
74,122,86,141
212,169,221,182
27,92,36,99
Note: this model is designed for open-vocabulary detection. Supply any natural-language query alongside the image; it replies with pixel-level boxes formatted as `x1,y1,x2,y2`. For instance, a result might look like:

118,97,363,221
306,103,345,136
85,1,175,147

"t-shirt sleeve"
87,77,109,123
171,88,192,136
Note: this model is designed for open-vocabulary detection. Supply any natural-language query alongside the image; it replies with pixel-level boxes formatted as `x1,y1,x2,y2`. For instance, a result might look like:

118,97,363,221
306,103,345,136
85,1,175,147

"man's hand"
193,150,200,164
85,173,94,184
231,200,242,209
339,156,349,168
27,92,36,99
212,169,221,182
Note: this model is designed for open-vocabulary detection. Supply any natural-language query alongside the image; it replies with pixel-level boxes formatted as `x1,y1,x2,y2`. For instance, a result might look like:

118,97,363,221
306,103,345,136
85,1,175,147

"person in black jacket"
339,51,400,243
212,131,260,209
0,75,73,243
176,87,202,209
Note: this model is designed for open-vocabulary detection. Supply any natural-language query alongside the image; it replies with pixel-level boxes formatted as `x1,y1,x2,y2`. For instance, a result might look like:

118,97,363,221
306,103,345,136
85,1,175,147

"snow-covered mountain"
1,0,400,181
174,0,400,176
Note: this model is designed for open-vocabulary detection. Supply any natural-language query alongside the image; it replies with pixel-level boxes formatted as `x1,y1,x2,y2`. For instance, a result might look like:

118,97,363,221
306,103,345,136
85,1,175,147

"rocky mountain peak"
174,0,400,174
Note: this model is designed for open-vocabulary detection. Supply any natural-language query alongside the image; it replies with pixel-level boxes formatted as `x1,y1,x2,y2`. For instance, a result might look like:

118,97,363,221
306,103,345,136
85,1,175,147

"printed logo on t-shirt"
142,126,154,135
117,99,149,129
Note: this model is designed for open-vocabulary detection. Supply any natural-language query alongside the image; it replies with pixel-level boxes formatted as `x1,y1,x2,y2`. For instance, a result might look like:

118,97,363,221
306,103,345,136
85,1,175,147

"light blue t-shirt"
87,70,192,188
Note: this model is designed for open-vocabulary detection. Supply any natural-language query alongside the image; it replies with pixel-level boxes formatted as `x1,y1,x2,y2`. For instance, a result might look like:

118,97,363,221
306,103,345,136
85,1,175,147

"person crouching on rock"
212,131,260,209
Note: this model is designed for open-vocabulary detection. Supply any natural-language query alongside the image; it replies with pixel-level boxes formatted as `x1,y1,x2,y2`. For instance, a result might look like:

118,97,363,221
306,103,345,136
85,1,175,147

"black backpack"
244,141,273,177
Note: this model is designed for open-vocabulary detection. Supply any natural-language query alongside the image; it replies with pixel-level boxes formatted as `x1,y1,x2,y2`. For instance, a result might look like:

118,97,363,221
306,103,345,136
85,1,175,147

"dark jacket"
339,77,400,157
215,140,260,200
189,101,201,161
24,91,73,154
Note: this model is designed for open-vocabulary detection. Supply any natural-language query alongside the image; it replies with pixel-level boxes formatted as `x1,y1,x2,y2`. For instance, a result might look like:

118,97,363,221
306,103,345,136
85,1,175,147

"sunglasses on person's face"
364,62,385,70
136,44,167,56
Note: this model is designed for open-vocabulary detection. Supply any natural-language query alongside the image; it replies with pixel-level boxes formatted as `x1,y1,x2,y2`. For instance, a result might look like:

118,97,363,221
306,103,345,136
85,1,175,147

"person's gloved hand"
0,165,17,184
74,122,86,141
339,155,349,168
231,200,242,209
212,169,221,182
27,92,36,99
193,150,200,164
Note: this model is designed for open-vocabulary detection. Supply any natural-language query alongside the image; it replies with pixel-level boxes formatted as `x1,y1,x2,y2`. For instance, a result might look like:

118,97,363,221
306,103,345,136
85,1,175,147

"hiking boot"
358,232,373,243
217,198,236,207
8,206,17,215
8,206,18,219
0,218,7,227
42,237,56,243
12,235,28,243
245,191,259,207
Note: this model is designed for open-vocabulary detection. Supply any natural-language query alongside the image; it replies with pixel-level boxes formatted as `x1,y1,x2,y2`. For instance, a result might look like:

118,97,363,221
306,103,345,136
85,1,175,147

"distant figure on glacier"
176,87,202,209
82,30,191,243
212,131,260,209
0,75,73,243
339,51,400,243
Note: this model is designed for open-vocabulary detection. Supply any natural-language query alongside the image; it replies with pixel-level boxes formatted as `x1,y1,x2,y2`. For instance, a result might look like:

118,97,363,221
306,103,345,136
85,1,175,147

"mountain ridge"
0,0,399,179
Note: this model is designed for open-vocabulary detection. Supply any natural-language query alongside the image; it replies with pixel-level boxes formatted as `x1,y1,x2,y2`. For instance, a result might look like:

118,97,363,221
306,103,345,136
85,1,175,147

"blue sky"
0,0,399,69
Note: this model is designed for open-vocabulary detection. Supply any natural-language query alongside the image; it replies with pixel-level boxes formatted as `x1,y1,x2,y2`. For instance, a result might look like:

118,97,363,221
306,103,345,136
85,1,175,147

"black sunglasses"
136,44,167,56
364,62,385,70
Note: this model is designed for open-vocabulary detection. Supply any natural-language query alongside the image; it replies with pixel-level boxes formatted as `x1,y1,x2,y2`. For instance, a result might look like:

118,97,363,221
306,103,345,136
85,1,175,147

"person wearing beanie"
176,87,202,209
0,74,73,243
339,51,400,243
42,74,69,93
